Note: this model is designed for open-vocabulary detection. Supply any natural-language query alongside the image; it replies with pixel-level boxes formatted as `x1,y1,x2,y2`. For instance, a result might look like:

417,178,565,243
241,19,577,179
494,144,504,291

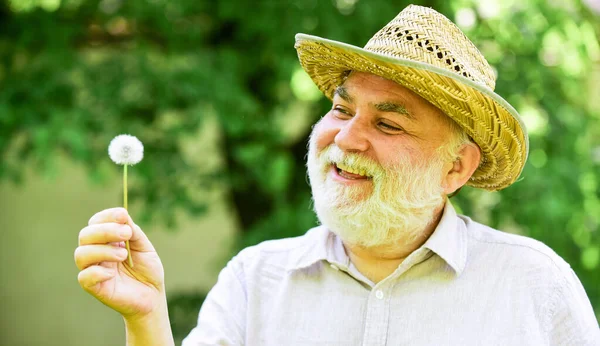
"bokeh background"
1,0,599,345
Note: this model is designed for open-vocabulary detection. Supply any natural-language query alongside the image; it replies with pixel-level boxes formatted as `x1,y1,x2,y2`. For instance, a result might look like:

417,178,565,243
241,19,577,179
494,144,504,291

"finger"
88,207,130,226
79,223,133,246
78,265,115,292
125,218,156,253
74,244,129,270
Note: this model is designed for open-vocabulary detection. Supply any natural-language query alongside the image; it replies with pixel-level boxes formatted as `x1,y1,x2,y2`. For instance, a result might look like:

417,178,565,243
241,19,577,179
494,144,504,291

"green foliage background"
1,0,599,340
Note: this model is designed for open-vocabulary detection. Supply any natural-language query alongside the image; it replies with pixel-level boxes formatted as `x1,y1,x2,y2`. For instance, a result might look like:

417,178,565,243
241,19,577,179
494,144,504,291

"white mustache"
318,145,384,179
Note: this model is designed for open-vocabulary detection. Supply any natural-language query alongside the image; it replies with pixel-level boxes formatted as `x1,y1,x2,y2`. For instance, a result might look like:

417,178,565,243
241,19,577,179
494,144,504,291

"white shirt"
182,202,600,345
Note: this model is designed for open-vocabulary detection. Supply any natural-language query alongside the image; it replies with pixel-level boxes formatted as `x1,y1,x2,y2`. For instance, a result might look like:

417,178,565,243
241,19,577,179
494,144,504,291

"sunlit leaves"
290,68,322,102
582,246,600,270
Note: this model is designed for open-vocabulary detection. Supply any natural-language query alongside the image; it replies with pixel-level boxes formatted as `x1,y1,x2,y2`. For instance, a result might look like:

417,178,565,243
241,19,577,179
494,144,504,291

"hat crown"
364,5,496,90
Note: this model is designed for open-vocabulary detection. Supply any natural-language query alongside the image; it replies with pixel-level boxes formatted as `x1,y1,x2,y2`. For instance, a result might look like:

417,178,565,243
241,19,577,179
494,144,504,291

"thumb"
125,215,156,253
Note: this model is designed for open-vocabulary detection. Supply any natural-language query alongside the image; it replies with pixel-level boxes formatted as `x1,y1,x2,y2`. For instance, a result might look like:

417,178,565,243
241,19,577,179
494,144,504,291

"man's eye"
333,107,351,117
379,122,402,131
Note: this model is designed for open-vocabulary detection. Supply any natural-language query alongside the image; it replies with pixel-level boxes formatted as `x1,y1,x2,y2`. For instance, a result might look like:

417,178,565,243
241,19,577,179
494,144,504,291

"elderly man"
74,5,600,346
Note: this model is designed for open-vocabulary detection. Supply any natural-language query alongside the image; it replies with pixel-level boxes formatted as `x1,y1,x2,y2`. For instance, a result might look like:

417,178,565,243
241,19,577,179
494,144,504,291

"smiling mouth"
334,164,370,180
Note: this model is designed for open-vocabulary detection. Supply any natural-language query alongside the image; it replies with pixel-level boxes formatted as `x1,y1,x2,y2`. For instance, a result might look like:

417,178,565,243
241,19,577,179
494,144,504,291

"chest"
244,263,548,346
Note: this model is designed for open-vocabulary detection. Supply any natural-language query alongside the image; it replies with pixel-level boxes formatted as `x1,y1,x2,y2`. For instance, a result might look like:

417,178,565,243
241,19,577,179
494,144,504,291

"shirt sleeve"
548,266,600,346
181,256,247,346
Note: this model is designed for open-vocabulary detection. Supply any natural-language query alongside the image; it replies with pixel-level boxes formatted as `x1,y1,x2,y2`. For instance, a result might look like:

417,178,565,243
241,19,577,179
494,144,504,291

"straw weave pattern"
365,6,495,90
295,5,528,191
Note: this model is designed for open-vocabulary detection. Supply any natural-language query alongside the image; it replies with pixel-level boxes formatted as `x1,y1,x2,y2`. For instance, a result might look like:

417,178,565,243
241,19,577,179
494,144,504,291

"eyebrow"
373,102,414,120
334,86,354,103
333,85,414,120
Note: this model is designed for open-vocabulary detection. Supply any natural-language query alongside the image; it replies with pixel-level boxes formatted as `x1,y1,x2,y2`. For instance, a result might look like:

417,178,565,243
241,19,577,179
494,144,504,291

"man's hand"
75,207,165,318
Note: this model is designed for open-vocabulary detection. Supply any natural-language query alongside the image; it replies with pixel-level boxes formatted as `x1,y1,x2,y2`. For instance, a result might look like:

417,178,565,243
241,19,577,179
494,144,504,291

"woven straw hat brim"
295,33,529,191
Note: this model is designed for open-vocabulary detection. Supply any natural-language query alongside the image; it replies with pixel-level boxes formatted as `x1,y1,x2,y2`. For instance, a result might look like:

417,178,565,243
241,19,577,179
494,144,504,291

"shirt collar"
421,201,468,276
287,201,468,276
286,226,349,273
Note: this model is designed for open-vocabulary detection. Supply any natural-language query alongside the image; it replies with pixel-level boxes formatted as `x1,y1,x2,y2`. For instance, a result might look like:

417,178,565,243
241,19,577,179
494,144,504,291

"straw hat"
294,5,528,191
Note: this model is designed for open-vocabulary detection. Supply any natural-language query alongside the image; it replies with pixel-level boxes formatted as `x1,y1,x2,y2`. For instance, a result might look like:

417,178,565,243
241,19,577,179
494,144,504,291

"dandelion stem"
123,164,134,267
124,164,128,209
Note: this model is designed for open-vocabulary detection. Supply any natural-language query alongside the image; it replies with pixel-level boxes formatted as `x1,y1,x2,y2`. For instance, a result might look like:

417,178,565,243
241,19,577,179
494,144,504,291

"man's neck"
342,203,446,284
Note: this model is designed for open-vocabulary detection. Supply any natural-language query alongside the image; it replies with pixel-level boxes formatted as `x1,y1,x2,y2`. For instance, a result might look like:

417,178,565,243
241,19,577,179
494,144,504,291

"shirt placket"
360,247,433,346
361,282,391,346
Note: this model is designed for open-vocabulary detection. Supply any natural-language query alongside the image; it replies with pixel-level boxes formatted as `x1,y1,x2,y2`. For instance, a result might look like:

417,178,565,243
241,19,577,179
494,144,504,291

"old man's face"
306,72,465,248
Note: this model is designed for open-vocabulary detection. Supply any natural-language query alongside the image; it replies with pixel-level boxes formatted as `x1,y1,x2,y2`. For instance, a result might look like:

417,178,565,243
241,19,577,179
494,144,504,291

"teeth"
336,163,367,176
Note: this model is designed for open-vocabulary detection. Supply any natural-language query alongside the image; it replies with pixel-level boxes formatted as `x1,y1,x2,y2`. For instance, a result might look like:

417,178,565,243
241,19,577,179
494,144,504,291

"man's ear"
441,142,481,195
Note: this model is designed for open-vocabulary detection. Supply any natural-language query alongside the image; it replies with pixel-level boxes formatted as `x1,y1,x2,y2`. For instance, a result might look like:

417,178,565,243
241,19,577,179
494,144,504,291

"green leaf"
582,247,600,271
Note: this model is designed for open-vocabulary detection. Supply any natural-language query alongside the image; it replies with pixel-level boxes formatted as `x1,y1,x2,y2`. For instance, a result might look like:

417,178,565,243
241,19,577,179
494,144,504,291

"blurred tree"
1,0,599,339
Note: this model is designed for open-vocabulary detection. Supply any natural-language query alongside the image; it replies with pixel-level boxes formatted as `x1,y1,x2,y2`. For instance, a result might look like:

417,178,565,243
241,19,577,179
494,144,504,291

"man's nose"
334,117,370,153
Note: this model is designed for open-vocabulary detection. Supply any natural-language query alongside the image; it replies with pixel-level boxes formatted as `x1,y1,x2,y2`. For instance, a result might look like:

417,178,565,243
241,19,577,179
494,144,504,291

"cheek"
374,142,425,168
311,113,339,151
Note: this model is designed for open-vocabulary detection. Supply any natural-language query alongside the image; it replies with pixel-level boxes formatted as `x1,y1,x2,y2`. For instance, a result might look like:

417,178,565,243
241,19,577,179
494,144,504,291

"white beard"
306,134,447,249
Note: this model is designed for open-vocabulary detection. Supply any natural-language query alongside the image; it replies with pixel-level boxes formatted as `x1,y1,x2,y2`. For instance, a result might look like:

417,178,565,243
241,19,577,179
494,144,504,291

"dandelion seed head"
108,134,144,165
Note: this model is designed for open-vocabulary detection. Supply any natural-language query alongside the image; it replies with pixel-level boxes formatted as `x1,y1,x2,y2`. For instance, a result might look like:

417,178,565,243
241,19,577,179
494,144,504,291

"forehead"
338,72,451,125
340,72,409,95
340,73,423,105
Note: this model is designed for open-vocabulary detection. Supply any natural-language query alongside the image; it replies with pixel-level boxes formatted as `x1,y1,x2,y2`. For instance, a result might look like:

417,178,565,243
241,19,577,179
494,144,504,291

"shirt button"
375,290,384,300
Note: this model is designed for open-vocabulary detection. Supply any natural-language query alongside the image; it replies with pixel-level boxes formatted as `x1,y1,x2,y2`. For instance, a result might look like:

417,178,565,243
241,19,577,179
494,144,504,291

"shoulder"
460,215,599,341
459,214,578,320
460,214,572,275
